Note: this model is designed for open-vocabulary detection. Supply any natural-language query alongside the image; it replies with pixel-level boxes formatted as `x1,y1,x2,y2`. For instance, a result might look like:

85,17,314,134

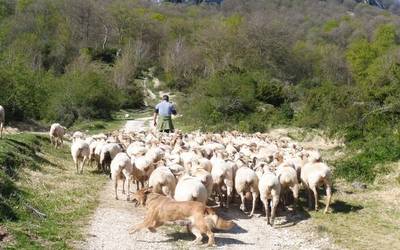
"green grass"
0,134,107,249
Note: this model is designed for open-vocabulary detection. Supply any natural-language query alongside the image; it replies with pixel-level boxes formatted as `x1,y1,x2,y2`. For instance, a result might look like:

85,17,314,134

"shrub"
335,134,400,182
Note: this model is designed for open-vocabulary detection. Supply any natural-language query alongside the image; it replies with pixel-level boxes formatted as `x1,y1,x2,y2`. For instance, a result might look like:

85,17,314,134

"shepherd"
153,95,177,133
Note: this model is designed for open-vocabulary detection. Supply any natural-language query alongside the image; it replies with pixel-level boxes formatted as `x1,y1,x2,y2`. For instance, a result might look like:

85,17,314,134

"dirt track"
80,118,337,250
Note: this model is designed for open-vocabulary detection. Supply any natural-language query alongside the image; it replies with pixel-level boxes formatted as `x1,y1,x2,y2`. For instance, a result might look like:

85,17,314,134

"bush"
335,134,400,182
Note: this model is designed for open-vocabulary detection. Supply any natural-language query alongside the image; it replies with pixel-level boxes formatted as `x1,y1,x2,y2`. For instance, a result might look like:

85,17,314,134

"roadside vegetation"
0,134,107,249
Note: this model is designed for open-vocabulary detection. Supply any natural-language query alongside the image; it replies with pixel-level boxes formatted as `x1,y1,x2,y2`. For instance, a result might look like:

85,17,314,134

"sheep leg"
311,185,319,211
226,185,233,209
306,186,313,209
75,160,79,174
114,176,119,200
80,156,87,174
122,170,131,201
291,184,300,212
249,191,258,217
127,177,131,201
324,183,332,214
122,178,126,195
271,195,279,227
261,197,270,224
239,192,246,212
217,185,224,208
0,122,3,139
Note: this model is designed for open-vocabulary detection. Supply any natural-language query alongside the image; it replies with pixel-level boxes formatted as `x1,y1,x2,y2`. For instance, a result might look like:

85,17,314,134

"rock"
0,230,7,241
352,182,367,190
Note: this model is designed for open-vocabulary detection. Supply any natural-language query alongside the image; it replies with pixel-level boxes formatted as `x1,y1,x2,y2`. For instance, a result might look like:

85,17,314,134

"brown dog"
130,188,235,246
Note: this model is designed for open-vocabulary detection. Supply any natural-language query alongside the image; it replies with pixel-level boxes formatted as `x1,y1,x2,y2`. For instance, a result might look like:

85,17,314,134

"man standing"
153,95,177,133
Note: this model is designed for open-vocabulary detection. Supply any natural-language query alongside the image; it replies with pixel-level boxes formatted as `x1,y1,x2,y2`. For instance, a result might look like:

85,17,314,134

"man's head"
162,95,169,102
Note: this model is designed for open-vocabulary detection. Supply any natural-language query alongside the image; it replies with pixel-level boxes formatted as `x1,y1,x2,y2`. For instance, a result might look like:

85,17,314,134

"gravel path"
80,119,338,250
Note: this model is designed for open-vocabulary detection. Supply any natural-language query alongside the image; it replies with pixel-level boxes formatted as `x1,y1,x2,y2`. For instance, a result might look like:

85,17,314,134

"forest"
1,0,400,181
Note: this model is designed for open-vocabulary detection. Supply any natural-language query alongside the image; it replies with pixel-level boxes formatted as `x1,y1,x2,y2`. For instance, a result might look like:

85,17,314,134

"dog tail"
205,207,235,231
214,217,235,230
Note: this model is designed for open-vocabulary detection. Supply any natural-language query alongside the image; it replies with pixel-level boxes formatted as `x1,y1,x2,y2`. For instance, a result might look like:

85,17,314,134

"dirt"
80,119,338,250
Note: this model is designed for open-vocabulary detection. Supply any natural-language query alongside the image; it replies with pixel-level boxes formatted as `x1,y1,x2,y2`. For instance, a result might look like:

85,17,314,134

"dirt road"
81,118,337,250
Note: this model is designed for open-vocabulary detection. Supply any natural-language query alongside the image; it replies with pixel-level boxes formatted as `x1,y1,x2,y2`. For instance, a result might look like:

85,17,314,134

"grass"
0,133,107,249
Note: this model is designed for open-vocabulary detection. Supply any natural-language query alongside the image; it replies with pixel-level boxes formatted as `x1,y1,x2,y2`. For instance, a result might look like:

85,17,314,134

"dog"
130,188,235,246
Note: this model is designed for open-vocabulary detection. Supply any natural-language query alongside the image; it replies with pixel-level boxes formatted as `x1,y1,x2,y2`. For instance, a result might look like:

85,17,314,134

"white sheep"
258,169,281,226
235,166,259,216
210,152,235,208
71,139,90,174
49,123,66,148
72,131,85,142
0,105,4,139
148,166,176,197
126,142,147,157
132,155,156,188
301,162,332,213
275,162,300,209
174,175,208,204
110,152,135,200
190,168,213,199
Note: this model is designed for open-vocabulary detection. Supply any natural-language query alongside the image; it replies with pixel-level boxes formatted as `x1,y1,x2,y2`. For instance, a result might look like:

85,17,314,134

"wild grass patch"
0,134,107,249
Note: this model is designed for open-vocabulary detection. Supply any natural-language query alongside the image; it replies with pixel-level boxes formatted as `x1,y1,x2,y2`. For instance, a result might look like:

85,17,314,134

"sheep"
132,155,156,188
210,152,235,208
71,139,90,174
145,146,165,163
126,142,147,157
49,123,66,148
148,166,176,197
258,168,281,226
111,153,135,200
0,105,4,139
301,162,332,213
174,175,208,204
89,141,104,169
100,143,123,173
275,162,300,210
234,166,259,216
72,131,85,142
190,168,213,199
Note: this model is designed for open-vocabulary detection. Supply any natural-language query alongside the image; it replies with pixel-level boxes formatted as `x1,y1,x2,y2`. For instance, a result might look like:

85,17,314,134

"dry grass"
310,177,400,250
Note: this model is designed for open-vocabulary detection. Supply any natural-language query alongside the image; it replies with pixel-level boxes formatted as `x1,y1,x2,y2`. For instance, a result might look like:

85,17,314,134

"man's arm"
171,103,177,115
153,112,158,127
153,107,159,127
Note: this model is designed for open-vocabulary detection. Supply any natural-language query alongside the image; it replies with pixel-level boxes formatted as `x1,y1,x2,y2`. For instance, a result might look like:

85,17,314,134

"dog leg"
206,230,215,247
190,227,203,245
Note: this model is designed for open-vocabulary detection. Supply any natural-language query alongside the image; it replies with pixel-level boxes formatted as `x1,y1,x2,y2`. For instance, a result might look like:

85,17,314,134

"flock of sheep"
49,122,332,227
